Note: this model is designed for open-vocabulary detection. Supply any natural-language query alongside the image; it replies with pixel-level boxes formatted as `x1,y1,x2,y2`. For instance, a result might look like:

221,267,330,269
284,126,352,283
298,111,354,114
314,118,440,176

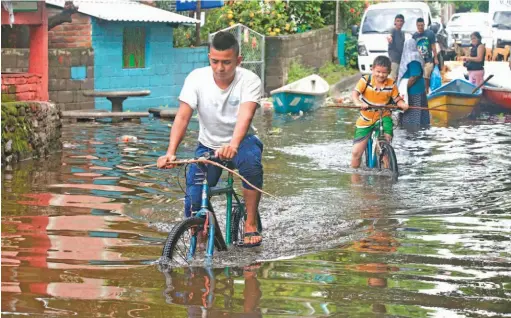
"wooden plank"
62,111,149,118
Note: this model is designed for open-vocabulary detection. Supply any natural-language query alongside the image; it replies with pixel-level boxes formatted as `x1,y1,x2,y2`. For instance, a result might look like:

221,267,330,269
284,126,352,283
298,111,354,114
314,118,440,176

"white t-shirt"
178,67,262,149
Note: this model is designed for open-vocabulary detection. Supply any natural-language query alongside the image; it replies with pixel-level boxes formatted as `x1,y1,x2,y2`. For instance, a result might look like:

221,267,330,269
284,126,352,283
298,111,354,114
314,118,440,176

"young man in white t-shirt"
157,31,263,247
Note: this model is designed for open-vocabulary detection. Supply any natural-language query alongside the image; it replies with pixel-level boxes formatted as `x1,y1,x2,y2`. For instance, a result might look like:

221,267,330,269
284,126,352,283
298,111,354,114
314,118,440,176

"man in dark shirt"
413,17,438,92
387,14,405,81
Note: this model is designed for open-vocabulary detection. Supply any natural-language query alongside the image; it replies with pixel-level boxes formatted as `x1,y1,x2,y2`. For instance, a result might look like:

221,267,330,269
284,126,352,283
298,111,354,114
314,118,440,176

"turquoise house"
46,0,210,111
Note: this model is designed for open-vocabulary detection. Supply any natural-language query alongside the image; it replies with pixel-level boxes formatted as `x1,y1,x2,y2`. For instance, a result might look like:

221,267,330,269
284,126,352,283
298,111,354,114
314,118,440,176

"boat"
427,79,482,124
270,74,329,114
482,85,511,110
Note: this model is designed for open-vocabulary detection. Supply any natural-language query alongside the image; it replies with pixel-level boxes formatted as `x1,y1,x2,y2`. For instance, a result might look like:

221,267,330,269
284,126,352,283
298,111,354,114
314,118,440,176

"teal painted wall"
92,19,209,111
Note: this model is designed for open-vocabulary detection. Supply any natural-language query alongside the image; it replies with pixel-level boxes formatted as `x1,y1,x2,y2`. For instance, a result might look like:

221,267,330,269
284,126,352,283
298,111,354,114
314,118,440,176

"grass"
287,60,358,85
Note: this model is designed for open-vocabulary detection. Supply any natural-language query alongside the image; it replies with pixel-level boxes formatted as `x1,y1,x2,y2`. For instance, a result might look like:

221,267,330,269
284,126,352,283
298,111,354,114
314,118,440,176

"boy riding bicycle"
156,31,263,247
351,56,409,168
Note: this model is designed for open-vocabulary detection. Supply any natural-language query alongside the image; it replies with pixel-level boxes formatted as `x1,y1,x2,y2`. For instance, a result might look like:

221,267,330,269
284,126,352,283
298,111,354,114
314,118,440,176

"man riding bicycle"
157,31,263,247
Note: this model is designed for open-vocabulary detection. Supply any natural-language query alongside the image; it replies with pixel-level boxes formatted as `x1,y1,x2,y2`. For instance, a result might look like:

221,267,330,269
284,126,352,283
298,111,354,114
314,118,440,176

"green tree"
454,1,489,13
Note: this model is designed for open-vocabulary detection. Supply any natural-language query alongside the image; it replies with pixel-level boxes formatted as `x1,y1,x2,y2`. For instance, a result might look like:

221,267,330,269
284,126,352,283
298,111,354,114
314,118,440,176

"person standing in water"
387,14,406,81
461,32,485,86
397,38,430,129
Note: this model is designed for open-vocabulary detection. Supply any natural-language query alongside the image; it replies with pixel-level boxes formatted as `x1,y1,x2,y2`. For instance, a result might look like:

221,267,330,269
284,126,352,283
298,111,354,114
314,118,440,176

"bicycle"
161,152,263,266
363,107,399,178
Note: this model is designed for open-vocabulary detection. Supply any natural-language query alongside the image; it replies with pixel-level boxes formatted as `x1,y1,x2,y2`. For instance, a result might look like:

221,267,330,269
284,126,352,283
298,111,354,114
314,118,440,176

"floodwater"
2,108,511,317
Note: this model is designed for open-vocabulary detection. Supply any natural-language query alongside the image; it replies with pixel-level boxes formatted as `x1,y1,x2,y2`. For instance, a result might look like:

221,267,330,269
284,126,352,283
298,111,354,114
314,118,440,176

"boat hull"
427,79,482,125
270,74,329,114
482,86,511,110
272,92,326,114
428,94,480,124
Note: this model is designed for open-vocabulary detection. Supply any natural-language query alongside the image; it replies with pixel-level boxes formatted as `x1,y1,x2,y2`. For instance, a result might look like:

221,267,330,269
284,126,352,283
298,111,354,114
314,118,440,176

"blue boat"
270,74,329,114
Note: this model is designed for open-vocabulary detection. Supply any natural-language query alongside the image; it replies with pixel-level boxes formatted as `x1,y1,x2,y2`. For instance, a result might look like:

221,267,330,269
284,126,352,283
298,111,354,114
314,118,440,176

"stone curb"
330,72,362,98
148,107,178,119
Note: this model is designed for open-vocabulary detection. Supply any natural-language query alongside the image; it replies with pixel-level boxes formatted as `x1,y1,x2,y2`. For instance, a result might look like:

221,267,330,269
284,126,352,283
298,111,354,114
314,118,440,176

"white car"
445,12,492,48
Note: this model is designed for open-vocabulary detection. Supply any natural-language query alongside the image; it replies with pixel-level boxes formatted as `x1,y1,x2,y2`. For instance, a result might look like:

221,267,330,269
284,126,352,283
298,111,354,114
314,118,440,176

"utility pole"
335,0,339,34
195,0,201,46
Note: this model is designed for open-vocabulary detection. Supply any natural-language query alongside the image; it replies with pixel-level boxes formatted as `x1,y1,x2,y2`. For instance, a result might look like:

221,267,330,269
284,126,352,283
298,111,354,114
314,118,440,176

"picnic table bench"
83,90,151,112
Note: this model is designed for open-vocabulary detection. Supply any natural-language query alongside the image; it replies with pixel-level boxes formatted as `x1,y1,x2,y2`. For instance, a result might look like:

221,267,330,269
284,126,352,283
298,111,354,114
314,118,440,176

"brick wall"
48,48,94,111
265,26,335,93
2,73,42,101
92,19,209,111
47,7,92,49
1,48,29,73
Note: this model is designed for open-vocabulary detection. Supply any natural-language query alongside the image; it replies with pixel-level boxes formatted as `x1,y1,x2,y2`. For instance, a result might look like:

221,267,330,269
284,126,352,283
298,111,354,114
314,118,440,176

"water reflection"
345,174,401,315
2,109,511,316
161,265,263,317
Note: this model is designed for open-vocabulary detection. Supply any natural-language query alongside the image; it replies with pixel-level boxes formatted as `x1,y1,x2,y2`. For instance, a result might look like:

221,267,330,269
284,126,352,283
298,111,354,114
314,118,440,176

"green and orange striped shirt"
354,75,402,128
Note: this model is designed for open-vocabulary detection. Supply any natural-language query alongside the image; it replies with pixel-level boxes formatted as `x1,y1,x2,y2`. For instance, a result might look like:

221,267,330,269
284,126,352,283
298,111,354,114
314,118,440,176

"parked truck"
489,0,511,49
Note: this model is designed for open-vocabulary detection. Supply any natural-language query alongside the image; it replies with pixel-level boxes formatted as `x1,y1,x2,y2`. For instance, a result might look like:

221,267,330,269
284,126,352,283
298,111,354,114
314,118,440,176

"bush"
318,62,354,84
172,0,332,47
344,36,358,69
287,60,357,85
287,60,314,84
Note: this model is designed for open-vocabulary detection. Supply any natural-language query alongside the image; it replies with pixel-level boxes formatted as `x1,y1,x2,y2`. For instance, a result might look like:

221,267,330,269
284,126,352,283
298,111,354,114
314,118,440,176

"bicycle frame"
193,166,244,258
366,108,386,168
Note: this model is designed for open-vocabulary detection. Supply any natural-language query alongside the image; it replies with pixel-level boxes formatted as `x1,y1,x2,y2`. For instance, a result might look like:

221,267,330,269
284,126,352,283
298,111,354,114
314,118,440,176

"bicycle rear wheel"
231,203,262,246
162,216,226,265
377,141,399,177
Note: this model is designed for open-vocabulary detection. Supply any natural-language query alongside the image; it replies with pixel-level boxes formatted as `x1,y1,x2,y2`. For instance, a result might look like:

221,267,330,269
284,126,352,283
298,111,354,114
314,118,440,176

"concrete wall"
1,48,29,73
2,48,95,111
92,19,209,111
47,8,92,48
48,48,94,111
1,101,61,165
265,26,335,93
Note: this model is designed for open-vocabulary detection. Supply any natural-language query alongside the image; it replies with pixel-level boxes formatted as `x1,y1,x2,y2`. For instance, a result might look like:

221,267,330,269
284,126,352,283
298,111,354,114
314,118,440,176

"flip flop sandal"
243,262,262,272
242,232,262,248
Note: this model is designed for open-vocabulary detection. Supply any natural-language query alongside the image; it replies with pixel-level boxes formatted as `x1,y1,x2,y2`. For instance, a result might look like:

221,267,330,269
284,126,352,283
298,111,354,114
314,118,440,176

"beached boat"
270,74,329,114
427,79,482,124
483,86,511,110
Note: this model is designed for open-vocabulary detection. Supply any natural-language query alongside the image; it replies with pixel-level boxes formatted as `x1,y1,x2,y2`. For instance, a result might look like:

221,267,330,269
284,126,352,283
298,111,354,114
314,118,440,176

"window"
362,8,423,34
123,27,146,68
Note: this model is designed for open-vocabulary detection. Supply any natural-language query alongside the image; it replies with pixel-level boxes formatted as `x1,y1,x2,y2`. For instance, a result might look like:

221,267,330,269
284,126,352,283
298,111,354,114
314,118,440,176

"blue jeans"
184,135,264,217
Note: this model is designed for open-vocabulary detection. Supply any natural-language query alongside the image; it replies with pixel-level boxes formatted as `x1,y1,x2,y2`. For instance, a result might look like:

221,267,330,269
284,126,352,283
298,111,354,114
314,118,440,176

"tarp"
175,0,223,11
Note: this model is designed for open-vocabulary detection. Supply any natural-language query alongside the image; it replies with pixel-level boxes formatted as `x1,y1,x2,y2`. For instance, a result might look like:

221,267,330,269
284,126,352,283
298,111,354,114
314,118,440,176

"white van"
489,0,511,49
445,13,492,48
354,2,433,74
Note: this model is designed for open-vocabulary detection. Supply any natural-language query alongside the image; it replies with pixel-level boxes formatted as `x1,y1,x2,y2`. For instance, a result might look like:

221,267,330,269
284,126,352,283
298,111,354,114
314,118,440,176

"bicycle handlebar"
120,154,274,197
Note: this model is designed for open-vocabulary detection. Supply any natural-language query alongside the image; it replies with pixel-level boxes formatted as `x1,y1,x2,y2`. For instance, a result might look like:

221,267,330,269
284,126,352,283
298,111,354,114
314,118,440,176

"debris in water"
268,127,283,135
118,135,138,142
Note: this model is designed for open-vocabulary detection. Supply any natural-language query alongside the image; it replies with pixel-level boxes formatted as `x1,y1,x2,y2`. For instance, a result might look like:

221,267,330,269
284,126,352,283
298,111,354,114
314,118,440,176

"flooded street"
2,108,511,317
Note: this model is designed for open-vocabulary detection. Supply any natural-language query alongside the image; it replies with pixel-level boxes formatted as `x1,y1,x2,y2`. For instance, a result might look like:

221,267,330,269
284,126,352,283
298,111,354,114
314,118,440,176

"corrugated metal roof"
46,0,200,24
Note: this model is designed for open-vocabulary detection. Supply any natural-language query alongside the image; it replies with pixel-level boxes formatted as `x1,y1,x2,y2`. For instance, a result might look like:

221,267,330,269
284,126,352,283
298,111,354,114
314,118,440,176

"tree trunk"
47,1,79,30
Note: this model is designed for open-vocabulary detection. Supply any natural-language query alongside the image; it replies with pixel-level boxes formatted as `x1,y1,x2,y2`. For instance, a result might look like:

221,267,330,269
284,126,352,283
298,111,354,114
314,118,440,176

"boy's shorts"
354,116,393,144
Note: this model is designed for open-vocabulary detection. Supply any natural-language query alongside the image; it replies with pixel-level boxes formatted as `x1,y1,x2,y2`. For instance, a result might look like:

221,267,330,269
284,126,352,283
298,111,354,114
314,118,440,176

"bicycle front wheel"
377,141,399,177
162,216,226,265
